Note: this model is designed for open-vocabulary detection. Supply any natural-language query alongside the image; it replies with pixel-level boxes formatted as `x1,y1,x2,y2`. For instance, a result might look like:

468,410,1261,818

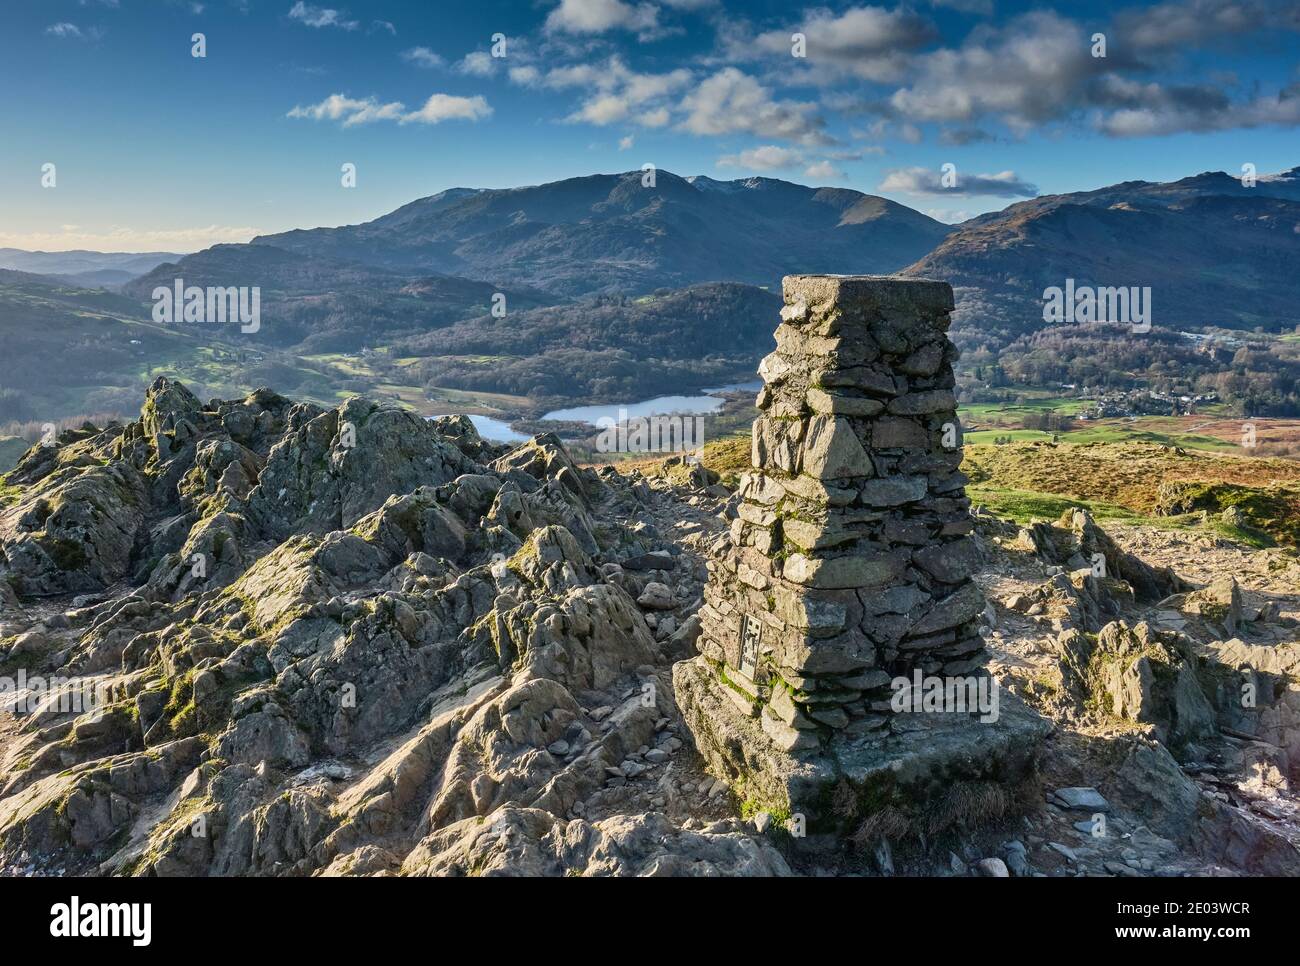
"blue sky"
2,0,1297,252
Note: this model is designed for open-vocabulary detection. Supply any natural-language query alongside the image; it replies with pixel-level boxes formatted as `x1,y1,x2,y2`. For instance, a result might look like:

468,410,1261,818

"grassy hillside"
963,440,1300,549
0,436,28,474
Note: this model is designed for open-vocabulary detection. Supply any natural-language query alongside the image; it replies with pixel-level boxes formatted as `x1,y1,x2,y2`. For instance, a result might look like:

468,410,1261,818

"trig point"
674,275,1047,839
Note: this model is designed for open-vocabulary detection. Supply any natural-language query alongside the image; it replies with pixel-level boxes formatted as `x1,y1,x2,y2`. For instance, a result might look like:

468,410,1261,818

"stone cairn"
695,275,986,753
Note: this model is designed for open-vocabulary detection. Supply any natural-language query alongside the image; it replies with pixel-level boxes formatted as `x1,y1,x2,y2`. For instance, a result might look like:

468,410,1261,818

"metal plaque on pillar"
739,614,761,679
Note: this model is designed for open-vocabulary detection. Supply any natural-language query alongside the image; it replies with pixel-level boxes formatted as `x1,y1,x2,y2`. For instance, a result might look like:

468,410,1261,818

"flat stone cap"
782,274,955,314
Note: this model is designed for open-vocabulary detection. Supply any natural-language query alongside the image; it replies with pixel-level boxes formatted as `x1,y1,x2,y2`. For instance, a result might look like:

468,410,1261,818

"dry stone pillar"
694,274,986,752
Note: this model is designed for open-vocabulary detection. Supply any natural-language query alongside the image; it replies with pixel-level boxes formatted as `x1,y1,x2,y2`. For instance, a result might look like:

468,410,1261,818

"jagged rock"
215,708,312,769
1100,737,1300,875
401,807,791,876
637,581,675,611
0,463,148,595
1060,620,1218,752
429,414,491,459
1181,576,1244,635
1052,787,1109,812
492,433,600,505
1018,569,1131,632
1201,638,1300,777
1025,508,1186,602
246,397,476,538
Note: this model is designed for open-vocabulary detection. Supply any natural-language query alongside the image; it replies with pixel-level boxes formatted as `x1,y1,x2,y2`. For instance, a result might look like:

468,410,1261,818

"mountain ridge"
905,167,1300,338
252,169,952,296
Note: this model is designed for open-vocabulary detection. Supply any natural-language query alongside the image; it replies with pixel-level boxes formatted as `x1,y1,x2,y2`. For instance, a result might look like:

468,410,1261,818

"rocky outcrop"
1200,637,1300,792
0,379,789,878
0,463,147,596
1056,620,1218,752
245,397,478,539
1012,508,1185,602
398,807,791,876
1003,569,1132,633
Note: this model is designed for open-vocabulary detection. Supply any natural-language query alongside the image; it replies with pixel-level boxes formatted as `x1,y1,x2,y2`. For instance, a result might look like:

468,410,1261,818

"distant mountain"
398,281,778,358
396,282,781,403
14,165,1300,422
0,270,198,424
48,269,141,289
0,248,181,279
124,244,557,352
906,167,1300,342
254,170,952,296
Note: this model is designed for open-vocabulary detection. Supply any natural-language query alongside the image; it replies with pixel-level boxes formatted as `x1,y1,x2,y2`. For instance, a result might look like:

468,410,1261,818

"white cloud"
1117,0,1297,51
287,2,359,30
879,166,1038,197
810,1,1300,141
400,93,492,124
1096,87,1300,137
923,208,976,224
544,0,660,37
713,146,845,180
803,160,843,179
521,62,827,141
287,94,405,126
573,95,630,124
47,21,105,40
370,20,396,35
753,6,936,83
511,0,1300,147
409,39,529,79
457,51,494,76
717,145,803,170
531,56,693,128
887,13,1102,131
1088,72,1300,136
509,65,542,86
288,91,491,126
402,47,444,68
618,135,635,149
680,68,829,145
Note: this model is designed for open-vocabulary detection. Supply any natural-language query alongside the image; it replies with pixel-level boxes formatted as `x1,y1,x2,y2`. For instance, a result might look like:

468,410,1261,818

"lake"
428,380,762,443
541,381,762,425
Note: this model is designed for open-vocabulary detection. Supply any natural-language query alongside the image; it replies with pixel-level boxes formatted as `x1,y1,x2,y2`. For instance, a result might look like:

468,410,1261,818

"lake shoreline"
430,379,762,444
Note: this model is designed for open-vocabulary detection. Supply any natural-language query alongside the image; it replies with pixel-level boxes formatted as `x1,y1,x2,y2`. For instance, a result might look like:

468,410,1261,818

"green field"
965,421,1239,452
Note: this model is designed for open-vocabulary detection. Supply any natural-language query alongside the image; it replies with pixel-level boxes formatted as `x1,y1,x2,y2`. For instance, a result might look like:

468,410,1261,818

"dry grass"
925,781,1018,836
963,441,1300,514
849,806,912,848
584,433,752,483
